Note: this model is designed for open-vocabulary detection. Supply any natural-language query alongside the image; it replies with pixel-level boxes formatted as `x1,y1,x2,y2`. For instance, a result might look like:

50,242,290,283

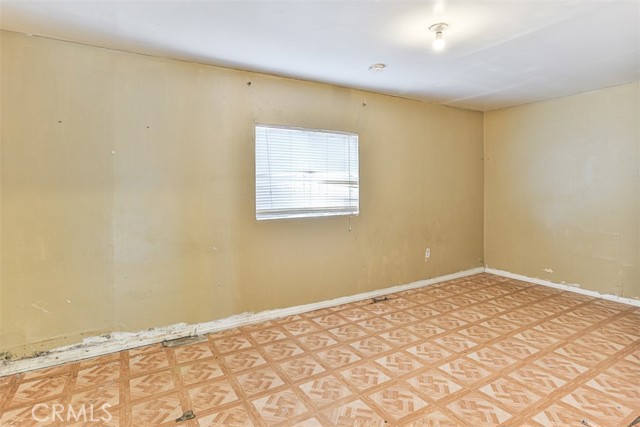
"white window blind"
255,124,359,221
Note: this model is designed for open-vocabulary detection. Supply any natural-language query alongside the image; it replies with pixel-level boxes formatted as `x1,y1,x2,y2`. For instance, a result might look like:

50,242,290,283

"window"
255,124,359,220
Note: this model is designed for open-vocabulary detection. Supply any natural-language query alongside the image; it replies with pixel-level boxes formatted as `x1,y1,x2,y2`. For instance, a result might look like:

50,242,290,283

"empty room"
0,0,638,426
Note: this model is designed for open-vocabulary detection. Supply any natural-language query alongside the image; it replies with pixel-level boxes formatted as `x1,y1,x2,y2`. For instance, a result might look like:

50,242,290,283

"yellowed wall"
485,82,639,298
0,31,484,357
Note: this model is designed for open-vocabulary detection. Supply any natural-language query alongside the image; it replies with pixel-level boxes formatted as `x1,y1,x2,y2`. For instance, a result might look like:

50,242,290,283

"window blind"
255,124,359,220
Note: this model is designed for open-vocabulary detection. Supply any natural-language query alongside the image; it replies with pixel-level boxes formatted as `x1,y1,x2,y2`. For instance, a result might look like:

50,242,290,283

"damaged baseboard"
485,267,640,308
0,267,484,376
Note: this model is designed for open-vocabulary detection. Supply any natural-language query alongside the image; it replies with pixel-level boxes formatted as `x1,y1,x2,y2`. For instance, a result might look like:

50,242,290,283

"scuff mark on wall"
30,303,50,314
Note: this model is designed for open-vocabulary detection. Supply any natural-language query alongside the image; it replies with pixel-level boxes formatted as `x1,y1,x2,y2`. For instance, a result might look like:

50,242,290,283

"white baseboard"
0,267,484,376
485,267,640,308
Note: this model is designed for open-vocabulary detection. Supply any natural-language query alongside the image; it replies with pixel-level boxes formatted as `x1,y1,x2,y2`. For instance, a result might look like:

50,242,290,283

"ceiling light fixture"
429,23,448,51
368,63,386,73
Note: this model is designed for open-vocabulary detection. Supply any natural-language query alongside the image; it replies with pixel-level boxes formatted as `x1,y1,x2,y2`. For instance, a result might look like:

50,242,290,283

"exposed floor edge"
0,267,484,376
485,267,640,308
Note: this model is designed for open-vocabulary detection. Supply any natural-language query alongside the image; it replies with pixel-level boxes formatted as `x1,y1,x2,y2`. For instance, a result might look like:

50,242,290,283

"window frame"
254,123,360,221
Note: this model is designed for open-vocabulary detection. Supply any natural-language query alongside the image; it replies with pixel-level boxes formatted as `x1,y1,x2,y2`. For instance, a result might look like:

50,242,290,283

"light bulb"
433,31,445,50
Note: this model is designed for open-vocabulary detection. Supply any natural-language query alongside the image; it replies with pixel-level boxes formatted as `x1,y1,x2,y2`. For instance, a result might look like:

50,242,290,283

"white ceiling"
1,0,638,111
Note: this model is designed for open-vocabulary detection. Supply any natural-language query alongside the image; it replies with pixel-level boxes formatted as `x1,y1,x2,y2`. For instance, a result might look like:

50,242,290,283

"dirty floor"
1,273,639,426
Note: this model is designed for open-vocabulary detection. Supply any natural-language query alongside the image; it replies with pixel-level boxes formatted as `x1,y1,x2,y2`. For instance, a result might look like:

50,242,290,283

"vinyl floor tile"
1,273,638,427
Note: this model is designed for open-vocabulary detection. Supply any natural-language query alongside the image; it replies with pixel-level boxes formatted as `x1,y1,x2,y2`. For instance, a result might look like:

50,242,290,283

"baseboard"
485,267,640,308
0,267,484,376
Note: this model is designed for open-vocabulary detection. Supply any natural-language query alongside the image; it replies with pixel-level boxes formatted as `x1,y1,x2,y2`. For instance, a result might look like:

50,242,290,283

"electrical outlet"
425,248,431,262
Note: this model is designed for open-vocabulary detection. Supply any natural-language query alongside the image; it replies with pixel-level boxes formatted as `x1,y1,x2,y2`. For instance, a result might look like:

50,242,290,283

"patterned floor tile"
281,320,321,336
310,314,348,329
75,361,121,389
514,329,559,348
321,398,387,426
3,274,639,427
0,398,62,427
406,293,438,305
298,374,353,408
554,343,608,366
533,321,577,339
212,335,253,354
316,346,362,368
236,367,285,397
509,366,567,394
532,353,589,380
404,306,441,319
69,380,120,408
379,328,421,347
383,311,419,325
250,327,288,345
606,358,640,379
405,343,453,365
368,383,429,421
128,351,169,375
63,407,120,426
173,342,215,364
572,333,625,355
478,377,542,412
188,379,239,412
405,370,463,401
262,340,305,361
338,363,392,391
432,333,478,353
251,388,310,426
278,355,326,382
429,316,468,331
568,306,615,322
180,359,224,385
551,314,594,331
338,308,374,322
224,349,268,372
400,409,464,426
446,392,512,427
386,297,418,311
586,372,640,410
297,332,339,351
437,358,492,386
532,300,568,313
295,416,330,426
465,347,517,372
349,337,393,357
357,317,397,333
6,374,68,407
457,325,500,343
625,350,640,365
479,317,521,334
129,369,175,401
451,308,489,323
590,326,638,346
127,343,164,358
374,351,423,375
20,364,71,381
364,301,395,315
472,301,508,316
492,338,541,359
405,322,446,339
130,392,184,425
327,324,369,342
607,318,640,338
197,403,256,426
490,297,524,310
532,403,596,427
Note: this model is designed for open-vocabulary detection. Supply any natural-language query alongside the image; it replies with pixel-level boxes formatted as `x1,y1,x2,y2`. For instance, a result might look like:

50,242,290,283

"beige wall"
0,31,484,357
485,82,639,298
